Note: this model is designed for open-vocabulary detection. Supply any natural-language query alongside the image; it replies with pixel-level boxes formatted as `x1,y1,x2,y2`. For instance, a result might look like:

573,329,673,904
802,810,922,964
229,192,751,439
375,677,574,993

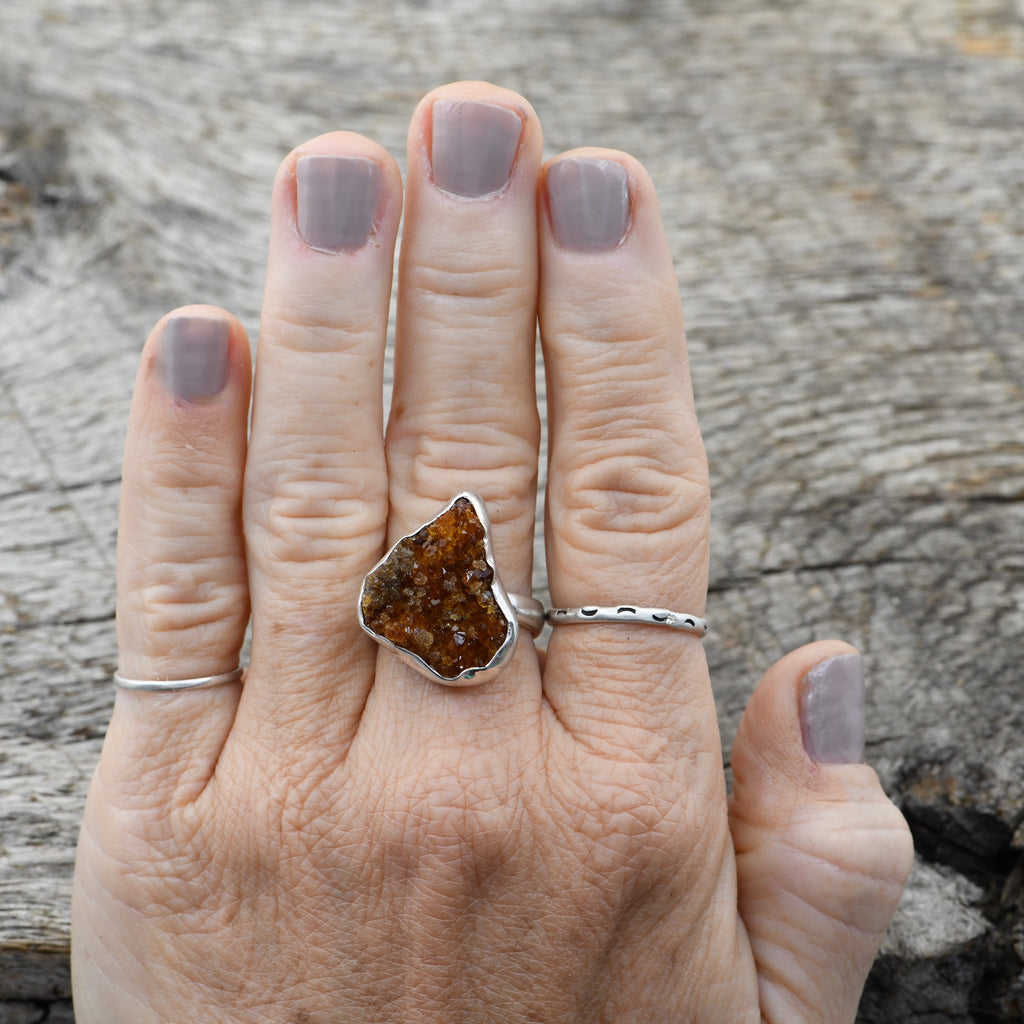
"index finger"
538,151,712,759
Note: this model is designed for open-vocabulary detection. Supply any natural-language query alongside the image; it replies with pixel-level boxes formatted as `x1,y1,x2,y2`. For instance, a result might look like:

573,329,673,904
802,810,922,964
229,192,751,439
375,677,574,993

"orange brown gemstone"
360,497,512,680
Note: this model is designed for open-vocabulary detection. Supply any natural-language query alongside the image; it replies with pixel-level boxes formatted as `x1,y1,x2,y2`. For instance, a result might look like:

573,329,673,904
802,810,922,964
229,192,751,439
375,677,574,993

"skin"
71,82,914,1023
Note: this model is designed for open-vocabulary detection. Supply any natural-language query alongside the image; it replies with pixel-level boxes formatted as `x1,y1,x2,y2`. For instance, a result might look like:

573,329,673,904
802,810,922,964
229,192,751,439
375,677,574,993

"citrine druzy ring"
358,493,544,686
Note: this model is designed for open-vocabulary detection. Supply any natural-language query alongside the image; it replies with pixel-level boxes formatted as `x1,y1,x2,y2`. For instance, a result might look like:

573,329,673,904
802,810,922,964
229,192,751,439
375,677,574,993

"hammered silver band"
546,605,709,636
113,667,245,692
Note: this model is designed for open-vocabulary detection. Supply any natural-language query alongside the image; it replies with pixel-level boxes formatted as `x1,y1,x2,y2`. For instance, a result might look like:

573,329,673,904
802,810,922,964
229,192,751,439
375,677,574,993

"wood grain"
2,1,1022,1019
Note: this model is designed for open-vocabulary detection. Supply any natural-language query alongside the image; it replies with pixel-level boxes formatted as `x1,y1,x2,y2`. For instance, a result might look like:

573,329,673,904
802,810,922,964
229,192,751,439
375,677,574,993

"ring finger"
239,132,403,748
105,307,251,798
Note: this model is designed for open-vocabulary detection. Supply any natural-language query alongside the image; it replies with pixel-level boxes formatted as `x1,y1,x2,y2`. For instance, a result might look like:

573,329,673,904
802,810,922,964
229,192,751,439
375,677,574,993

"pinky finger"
103,306,252,806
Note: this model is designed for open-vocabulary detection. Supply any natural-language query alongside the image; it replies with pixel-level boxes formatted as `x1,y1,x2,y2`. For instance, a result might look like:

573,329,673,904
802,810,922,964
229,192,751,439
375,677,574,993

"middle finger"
373,83,543,714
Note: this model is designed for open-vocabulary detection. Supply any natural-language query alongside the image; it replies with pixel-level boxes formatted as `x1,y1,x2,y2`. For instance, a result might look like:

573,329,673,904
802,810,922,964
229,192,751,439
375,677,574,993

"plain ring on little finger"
113,667,245,692
104,308,252,789
116,309,251,686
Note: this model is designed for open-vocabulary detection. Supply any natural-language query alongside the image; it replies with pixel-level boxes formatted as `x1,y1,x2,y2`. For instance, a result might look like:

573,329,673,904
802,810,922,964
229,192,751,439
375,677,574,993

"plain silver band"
113,667,245,692
546,605,709,636
509,593,546,638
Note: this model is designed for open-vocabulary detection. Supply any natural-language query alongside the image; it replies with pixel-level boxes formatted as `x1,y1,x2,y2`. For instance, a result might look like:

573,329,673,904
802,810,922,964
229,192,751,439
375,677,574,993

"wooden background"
1,1,1022,1020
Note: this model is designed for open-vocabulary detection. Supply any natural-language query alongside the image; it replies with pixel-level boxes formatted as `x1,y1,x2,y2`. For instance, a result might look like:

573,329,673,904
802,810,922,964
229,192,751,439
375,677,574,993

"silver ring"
509,592,546,639
546,605,709,636
359,492,542,686
113,667,245,692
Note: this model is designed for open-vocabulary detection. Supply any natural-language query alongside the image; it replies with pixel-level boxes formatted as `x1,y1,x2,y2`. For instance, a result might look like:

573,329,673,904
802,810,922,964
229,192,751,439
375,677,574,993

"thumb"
729,641,914,1024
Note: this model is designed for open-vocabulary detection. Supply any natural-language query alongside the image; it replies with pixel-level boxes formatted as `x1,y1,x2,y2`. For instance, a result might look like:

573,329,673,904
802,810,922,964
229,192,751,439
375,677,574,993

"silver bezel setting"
358,492,518,686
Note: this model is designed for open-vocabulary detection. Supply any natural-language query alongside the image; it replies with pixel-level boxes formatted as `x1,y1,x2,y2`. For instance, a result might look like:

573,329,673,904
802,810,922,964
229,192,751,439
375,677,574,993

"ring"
358,492,543,686
546,605,709,636
113,666,245,691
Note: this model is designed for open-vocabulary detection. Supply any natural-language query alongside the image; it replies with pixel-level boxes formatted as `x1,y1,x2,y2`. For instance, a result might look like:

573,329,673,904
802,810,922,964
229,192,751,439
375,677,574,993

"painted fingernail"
431,100,522,198
800,653,866,764
547,158,630,252
296,155,382,252
160,316,230,401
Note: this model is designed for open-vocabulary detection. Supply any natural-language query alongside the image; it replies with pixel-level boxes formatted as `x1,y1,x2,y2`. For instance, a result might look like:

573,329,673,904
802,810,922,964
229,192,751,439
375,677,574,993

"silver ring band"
113,667,245,692
546,605,709,636
509,593,546,638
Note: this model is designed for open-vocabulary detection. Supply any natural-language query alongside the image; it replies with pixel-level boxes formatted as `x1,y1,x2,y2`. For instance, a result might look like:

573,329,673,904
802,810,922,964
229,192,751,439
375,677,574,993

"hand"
72,81,912,1024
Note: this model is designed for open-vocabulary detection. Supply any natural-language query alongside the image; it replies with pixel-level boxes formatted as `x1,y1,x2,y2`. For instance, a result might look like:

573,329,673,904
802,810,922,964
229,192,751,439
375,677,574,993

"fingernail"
546,158,630,252
160,316,230,401
800,653,866,764
431,100,522,198
296,155,382,252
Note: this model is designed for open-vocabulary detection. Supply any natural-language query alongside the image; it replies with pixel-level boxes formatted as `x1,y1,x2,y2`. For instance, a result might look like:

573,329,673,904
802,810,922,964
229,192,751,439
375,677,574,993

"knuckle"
556,448,709,542
839,802,916,894
130,571,249,650
247,468,386,568
261,297,380,350
406,258,531,326
548,272,682,348
779,792,917,934
260,496,374,566
390,430,538,519
133,446,239,497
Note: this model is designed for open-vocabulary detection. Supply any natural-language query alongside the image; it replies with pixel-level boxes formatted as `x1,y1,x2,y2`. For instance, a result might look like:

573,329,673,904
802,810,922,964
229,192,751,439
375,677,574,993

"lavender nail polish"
546,158,630,252
800,653,866,764
431,100,522,198
160,316,230,401
296,155,382,252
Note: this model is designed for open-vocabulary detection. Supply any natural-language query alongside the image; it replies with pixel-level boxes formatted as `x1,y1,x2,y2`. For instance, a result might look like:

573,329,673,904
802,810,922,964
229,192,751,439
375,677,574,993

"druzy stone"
360,497,512,680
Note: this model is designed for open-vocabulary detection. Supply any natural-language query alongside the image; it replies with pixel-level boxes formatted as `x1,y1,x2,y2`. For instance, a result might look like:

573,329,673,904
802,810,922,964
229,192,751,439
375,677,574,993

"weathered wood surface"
1,1,1022,1020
